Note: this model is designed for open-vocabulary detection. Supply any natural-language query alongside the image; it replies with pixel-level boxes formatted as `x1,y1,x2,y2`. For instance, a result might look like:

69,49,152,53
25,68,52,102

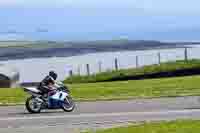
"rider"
38,71,58,97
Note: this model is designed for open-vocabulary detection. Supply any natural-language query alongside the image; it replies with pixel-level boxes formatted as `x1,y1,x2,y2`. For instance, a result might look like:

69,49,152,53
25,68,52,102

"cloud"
0,0,24,6
0,0,200,16
0,0,135,8
0,0,199,15
0,33,26,41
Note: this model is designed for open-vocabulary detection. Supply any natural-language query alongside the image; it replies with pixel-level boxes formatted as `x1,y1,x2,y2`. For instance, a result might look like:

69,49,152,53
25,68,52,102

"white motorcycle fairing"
24,87,42,97
25,87,41,93
50,91,68,101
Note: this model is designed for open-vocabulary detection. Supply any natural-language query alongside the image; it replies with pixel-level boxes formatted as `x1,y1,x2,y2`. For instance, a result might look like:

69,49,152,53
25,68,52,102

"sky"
0,0,200,41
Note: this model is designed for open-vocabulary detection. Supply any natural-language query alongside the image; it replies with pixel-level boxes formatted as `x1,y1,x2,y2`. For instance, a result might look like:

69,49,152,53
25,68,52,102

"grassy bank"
0,88,27,104
70,75,200,101
64,60,200,83
1,75,200,104
85,120,200,133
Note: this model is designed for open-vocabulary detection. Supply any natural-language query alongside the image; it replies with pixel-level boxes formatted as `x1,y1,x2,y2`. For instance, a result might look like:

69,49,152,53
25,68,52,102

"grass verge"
1,75,200,104
85,120,200,133
70,75,200,101
0,88,27,105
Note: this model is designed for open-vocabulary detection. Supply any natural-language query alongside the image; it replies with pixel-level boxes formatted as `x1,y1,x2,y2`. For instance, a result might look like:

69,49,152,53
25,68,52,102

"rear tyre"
62,96,75,112
26,96,42,113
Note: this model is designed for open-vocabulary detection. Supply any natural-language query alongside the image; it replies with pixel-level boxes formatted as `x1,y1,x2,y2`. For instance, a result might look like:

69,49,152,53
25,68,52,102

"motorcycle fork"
65,97,70,104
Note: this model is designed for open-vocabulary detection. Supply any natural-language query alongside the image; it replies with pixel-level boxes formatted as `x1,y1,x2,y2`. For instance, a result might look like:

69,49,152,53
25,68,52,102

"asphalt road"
1,96,200,133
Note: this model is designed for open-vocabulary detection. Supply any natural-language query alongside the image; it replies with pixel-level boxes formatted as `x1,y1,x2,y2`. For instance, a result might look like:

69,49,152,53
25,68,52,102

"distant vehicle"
23,82,75,113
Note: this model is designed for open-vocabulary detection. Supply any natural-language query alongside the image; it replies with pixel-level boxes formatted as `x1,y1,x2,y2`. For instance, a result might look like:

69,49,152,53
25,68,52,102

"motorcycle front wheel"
62,96,75,112
25,96,42,113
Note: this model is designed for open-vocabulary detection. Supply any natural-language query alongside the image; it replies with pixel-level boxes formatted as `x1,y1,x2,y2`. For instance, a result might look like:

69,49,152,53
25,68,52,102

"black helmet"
49,71,57,80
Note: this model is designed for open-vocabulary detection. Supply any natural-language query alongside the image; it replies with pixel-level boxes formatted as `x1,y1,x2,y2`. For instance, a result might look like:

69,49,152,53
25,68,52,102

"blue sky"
0,0,200,41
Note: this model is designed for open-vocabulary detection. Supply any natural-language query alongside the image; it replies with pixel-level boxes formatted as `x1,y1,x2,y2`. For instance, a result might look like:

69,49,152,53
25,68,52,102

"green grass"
1,75,200,104
85,120,200,133
0,88,27,104
64,60,200,83
70,75,200,101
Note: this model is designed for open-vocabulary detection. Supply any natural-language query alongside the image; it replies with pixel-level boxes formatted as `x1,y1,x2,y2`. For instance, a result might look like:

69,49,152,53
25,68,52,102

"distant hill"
0,40,193,61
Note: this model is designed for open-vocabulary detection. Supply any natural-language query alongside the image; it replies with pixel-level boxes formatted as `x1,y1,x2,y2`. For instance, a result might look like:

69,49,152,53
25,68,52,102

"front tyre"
62,96,75,112
25,96,42,113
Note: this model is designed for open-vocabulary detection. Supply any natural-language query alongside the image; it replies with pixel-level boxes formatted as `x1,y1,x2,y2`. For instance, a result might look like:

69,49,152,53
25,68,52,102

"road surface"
1,96,200,133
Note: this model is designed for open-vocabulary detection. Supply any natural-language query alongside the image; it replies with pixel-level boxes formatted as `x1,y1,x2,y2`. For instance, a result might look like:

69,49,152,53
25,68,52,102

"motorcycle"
23,81,75,113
